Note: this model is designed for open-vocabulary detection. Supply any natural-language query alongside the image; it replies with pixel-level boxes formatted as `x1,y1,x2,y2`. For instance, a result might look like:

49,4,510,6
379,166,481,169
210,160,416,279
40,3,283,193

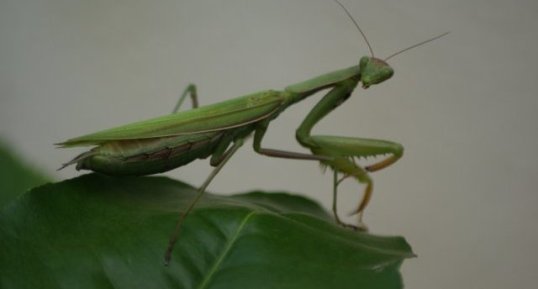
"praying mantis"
57,0,447,264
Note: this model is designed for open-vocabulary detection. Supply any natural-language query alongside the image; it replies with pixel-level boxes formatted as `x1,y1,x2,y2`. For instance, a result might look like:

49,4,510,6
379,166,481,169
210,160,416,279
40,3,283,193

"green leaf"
0,141,50,208
0,174,414,289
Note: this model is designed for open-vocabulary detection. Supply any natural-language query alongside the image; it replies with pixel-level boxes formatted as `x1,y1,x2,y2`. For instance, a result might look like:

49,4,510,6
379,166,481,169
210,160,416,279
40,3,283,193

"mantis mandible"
57,0,448,264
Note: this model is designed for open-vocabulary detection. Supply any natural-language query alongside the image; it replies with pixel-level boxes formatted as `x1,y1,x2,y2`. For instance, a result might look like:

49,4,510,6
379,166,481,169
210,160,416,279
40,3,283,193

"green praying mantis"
57,0,447,264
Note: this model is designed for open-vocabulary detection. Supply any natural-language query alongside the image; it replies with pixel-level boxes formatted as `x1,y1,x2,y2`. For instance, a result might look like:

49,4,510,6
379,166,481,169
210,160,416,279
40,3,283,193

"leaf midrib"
196,211,257,289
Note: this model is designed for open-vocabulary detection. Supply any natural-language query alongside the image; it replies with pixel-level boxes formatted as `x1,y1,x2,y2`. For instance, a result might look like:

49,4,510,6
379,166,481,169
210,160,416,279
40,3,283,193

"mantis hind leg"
172,83,199,113
164,138,244,265
307,135,403,229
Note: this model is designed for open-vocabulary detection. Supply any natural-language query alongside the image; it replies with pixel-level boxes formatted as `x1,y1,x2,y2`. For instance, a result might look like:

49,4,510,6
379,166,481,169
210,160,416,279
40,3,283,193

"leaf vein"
196,211,256,289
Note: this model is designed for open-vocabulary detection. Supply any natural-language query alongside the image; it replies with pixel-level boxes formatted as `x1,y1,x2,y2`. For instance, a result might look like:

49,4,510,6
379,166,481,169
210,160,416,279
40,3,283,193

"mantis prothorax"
57,0,448,264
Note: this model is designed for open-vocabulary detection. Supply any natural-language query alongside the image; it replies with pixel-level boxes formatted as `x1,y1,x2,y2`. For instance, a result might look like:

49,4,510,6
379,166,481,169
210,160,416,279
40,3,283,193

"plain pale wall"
1,0,537,288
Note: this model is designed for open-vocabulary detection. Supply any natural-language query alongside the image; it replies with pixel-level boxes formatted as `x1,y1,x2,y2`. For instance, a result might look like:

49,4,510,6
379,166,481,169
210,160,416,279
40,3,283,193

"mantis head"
332,0,448,89
359,56,394,89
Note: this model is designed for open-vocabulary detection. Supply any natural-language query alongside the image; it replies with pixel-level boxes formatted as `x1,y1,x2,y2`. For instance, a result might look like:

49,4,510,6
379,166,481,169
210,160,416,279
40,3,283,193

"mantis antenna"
332,0,375,57
332,0,449,61
384,31,450,61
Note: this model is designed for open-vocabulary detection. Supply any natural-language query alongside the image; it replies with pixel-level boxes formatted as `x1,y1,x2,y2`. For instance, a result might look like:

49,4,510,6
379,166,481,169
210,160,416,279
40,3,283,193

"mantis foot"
335,218,369,232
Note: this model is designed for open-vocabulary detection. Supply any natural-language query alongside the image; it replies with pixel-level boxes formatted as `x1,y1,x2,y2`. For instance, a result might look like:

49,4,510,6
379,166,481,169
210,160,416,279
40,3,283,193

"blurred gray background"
1,0,537,288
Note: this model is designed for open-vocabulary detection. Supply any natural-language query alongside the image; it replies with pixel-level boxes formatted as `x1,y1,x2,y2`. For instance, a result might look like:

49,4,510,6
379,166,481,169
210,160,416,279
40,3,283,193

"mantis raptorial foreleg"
293,79,403,228
172,83,199,113
310,135,403,174
312,135,403,226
